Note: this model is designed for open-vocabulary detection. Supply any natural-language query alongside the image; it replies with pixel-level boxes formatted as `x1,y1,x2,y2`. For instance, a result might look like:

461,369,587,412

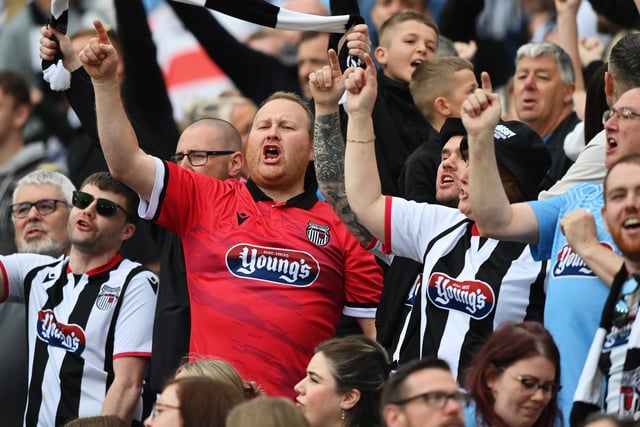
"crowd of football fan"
1,0,640,426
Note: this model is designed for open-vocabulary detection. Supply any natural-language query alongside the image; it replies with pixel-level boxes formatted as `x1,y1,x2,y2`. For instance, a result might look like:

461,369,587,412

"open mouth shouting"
263,144,281,164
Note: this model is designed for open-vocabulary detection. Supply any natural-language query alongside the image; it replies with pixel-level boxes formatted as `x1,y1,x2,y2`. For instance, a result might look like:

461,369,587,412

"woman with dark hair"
294,335,390,427
144,376,244,427
464,321,562,427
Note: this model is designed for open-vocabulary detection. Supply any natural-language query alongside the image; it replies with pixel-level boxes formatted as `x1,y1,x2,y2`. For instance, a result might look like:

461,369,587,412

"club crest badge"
306,222,330,246
95,285,120,310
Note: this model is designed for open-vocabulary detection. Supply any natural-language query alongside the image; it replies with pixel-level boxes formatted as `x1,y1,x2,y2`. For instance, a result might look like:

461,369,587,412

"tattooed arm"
314,111,374,246
309,48,374,246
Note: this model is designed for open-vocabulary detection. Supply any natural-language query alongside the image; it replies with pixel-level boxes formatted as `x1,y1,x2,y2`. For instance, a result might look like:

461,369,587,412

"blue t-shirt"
529,182,618,425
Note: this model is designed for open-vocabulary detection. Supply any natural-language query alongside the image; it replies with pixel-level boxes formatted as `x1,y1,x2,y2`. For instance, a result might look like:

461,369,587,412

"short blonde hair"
409,57,474,123
175,358,262,399
378,12,439,48
226,397,310,427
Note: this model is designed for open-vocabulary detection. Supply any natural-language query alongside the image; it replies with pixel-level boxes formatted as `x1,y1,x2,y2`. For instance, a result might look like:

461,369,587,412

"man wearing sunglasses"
81,21,382,400
0,171,158,426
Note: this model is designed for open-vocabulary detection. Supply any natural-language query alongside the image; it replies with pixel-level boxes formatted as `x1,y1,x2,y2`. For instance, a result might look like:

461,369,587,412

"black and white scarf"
571,265,640,426
43,0,363,91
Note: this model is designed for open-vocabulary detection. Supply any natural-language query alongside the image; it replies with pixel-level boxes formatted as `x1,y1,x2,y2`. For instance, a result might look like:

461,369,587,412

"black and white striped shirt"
0,253,157,426
385,197,546,379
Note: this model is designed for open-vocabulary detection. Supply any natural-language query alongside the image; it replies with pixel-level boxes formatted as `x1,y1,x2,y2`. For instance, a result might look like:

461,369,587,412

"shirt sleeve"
113,267,158,358
138,158,229,236
0,254,56,303
528,195,566,261
339,225,383,319
387,196,465,262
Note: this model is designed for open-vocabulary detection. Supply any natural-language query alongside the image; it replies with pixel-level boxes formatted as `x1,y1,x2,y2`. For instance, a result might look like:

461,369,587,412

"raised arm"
114,0,179,161
78,20,156,201
343,54,386,241
312,32,374,246
555,0,586,119
464,74,540,243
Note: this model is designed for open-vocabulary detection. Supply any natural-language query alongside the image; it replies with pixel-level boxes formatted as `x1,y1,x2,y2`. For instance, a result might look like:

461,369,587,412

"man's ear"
12,104,31,130
563,82,576,104
383,403,404,427
228,152,244,178
601,205,610,233
604,71,614,104
121,223,136,242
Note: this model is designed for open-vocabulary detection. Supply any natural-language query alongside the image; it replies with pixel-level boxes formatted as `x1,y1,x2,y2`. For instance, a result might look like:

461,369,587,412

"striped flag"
42,0,72,90
169,0,363,33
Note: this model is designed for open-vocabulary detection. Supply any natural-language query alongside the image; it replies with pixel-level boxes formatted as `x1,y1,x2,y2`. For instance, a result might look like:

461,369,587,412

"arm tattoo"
314,112,373,245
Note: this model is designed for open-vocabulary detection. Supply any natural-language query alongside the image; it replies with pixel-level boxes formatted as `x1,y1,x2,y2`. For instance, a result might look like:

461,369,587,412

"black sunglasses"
72,191,134,222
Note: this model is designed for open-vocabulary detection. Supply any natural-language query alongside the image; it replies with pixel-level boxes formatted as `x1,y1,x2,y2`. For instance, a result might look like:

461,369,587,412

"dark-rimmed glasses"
10,199,68,218
72,191,133,222
505,371,561,395
170,150,235,166
392,390,468,408
602,108,640,124
150,402,180,420
613,274,640,328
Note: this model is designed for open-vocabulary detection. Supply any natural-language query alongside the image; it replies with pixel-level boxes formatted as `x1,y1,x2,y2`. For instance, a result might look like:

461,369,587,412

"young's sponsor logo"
226,244,320,286
427,273,495,319
37,309,86,354
552,242,614,278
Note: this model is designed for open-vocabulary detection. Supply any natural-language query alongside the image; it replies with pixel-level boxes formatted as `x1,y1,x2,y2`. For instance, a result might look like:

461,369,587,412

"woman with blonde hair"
175,358,262,399
64,416,128,427
226,397,309,427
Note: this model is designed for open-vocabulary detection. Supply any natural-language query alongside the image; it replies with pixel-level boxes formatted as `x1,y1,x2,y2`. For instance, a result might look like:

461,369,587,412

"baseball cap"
459,120,551,201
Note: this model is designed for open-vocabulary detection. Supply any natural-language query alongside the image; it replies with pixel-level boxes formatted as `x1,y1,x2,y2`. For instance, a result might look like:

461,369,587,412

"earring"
341,409,346,422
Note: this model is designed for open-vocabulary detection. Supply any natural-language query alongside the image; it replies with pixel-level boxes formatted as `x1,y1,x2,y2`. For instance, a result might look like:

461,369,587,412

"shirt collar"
246,178,318,210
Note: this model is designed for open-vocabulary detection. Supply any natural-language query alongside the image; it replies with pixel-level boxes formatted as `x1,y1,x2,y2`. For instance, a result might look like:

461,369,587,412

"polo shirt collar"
246,178,317,210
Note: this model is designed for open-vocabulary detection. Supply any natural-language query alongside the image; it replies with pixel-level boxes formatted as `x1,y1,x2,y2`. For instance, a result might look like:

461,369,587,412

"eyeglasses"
170,150,235,166
613,274,640,328
602,108,640,124
150,402,180,419
10,199,68,218
392,390,468,409
505,371,562,395
72,191,134,222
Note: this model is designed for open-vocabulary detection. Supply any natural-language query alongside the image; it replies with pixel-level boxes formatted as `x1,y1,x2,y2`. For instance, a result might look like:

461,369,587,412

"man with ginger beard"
572,153,640,423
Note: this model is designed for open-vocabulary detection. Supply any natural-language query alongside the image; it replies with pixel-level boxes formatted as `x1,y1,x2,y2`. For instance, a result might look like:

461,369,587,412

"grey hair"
436,35,459,57
516,42,575,84
13,170,76,206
